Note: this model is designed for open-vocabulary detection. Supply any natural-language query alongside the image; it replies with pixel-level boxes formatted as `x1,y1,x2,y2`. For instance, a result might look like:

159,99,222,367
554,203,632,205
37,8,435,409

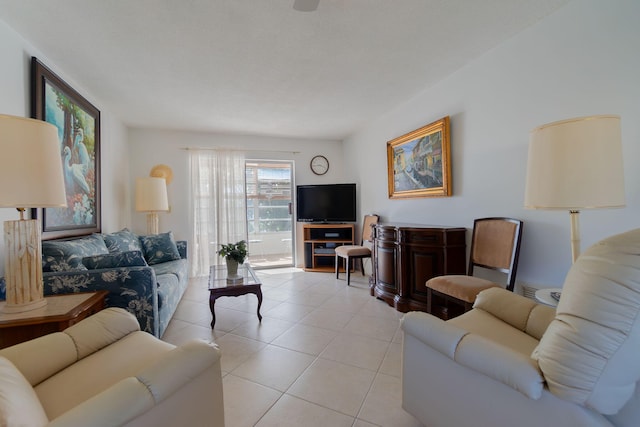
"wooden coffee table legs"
209,284,263,329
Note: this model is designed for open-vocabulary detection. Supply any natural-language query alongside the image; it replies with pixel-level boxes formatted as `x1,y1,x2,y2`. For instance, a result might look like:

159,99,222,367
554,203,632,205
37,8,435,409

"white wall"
127,129,345,266
343,0,640,288
0,19,131,277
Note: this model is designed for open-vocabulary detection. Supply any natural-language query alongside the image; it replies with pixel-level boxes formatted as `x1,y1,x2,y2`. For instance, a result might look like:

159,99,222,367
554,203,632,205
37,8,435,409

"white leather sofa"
0,307,224,427
401,228,640,427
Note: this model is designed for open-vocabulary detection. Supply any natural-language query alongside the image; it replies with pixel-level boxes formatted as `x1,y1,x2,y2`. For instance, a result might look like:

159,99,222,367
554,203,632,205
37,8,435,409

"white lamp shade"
0,115,67,208
135,177,169,212
524,115,625,210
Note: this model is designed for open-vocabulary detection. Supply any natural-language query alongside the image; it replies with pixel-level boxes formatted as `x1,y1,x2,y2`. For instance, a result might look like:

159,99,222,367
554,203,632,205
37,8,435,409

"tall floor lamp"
524,115,625,263
0,115,67,313
135,177,169,235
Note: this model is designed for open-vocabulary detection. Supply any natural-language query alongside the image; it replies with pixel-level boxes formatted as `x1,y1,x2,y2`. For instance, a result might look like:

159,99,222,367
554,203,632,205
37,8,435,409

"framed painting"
31,57,101,239
387,116,451,199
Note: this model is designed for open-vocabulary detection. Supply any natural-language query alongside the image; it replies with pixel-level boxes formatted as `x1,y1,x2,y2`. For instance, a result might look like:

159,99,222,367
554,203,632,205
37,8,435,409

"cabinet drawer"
400,230,444,245
376,227,398,241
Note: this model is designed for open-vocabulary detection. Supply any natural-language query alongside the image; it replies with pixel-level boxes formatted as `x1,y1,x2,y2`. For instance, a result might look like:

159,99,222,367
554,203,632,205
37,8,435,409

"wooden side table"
0,291,108,349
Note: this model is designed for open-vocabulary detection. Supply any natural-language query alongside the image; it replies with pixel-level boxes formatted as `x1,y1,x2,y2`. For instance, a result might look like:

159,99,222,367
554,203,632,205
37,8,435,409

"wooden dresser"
370,223,466,313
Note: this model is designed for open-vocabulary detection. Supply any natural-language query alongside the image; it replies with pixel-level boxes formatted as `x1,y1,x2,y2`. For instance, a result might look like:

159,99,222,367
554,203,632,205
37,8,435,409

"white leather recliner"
0,307,224,427
401,228,640,427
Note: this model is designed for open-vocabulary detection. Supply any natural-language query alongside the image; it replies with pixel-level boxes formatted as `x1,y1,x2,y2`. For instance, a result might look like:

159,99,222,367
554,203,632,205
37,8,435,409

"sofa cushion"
42,234,109,272
533,228,640,414
449,308,540,356
35,331,174,420
140,232,181,265
427,275,499,303
102,228,143,254
153,259,189,336
82,250,148,270
0,356,49,427
473,287,556,340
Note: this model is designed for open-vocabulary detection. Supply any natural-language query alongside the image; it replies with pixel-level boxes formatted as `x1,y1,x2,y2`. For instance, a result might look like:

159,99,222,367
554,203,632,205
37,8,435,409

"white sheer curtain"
189,150,247,277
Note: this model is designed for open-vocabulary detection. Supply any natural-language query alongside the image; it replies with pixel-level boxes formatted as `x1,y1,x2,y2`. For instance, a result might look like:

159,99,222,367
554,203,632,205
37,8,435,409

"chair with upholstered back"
335,214,379,286
426,217,523,319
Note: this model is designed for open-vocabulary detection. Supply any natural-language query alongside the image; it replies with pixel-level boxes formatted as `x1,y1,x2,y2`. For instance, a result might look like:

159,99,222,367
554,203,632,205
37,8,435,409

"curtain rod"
180,147,300,154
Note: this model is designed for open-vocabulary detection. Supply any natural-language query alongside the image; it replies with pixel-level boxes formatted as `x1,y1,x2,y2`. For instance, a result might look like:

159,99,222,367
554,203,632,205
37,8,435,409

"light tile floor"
162,268,424,427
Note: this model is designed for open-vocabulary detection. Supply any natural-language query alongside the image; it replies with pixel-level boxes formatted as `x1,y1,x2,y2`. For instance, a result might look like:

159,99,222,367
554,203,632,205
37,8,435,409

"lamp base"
3,218,46,313
569,210,581,263
2,298,47,314
146,212,159,235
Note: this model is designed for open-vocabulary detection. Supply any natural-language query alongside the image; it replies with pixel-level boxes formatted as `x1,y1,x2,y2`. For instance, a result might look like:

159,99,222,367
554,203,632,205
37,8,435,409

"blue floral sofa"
38,229,188,337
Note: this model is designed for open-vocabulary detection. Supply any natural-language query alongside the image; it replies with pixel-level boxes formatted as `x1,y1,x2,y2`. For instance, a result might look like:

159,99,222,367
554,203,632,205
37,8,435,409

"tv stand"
303,223,355,272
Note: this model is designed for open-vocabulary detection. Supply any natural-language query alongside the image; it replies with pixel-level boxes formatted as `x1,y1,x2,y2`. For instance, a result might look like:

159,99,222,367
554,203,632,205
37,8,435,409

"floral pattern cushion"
82,250,148,270
140,232,181,265
43,266,159,335
42,234,109,272
102,228,143,253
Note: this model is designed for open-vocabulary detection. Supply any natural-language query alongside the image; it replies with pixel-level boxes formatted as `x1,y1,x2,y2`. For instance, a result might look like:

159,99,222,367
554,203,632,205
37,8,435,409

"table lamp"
524,115,625,263
0,115,67,313
135,177,169,235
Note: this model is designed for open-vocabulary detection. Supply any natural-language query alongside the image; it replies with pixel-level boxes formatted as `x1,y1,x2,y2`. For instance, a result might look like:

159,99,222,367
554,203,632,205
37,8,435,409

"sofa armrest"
401,311,466,358
43,266,160,336
47,340,221,427
136,340,221,402
473,287,555,340
402,311,544,399
0,308,140,386
63,307,140,359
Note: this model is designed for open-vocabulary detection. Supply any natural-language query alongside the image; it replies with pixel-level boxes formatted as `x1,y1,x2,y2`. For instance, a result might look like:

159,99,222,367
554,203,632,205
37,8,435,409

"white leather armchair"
0,307,224,427
401,228,640,427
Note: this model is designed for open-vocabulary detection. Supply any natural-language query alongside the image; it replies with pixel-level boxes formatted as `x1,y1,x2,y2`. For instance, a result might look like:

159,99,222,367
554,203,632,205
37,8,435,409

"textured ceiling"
0,0,570,140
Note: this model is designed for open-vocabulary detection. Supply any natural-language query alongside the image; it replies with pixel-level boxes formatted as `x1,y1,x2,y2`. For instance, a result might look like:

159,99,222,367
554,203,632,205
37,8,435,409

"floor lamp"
135,177,169,235
0,115,67,313
524,115,625,263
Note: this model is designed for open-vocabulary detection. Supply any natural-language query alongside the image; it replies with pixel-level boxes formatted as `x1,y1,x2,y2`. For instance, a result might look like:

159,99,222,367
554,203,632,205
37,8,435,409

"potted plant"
217,240,248,277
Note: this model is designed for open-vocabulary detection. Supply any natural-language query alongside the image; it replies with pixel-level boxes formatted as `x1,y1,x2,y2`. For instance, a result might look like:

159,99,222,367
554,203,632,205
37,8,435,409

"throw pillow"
139,231,181,265
102,228,143,253
0,357,49,427
42,234,108,272
82,250,148,270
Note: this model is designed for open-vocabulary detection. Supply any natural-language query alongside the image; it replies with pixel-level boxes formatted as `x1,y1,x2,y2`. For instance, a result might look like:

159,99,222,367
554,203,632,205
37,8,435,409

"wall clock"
310,155,329,175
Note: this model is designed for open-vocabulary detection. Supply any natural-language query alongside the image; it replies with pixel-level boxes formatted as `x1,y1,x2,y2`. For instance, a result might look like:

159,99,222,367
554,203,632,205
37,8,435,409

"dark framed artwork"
387,116,451,199
31,57,101,239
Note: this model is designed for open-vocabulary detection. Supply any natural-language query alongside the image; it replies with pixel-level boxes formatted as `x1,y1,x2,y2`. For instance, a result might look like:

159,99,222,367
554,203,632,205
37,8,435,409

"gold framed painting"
387,116,451,199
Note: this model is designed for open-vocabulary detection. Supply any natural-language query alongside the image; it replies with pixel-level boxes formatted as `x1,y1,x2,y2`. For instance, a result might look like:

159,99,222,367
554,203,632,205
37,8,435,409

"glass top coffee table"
208,264,262,329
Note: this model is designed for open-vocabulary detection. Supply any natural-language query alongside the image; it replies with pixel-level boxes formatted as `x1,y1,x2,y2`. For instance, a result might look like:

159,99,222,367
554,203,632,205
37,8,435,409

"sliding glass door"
245,161,294,269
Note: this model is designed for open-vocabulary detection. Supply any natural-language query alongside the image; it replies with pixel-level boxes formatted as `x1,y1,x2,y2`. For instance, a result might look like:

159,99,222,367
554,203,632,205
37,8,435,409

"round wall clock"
310,155,329,175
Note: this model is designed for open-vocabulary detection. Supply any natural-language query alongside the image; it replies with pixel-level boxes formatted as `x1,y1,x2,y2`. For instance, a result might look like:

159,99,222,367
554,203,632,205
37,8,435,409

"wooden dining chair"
335,214,379,285
426,217,523,319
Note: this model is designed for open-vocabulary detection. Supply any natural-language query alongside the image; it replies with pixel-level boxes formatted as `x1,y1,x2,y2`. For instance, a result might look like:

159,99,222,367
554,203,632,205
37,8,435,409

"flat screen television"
296,183,356,223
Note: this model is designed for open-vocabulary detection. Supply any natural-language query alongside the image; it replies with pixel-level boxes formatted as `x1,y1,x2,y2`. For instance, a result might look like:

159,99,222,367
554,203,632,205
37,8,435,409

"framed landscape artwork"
387,116,451,199
31,57,101,239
